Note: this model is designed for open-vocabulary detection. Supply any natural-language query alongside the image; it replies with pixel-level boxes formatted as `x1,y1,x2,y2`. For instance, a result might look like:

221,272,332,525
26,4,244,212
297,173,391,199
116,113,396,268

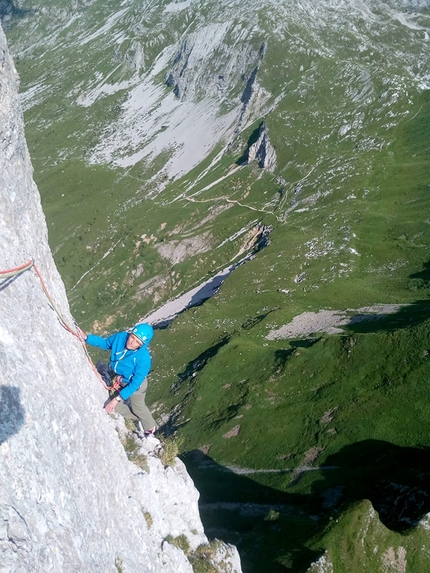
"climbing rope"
32,261,78,339
0,258,109,389
0,259,34,278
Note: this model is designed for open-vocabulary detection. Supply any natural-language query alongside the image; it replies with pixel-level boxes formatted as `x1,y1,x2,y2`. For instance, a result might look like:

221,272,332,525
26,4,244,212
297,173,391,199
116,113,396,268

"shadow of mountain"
0,386,25,444
242,310,275,331
182,440,430,572
153,257,253,329
273,339,320,372
173,335,230,391
315,439,430,532
182,450,322,573
289,338,321,349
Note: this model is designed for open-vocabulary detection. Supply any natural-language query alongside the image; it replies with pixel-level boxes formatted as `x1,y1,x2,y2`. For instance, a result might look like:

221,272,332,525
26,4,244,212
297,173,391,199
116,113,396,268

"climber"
77,323,157,436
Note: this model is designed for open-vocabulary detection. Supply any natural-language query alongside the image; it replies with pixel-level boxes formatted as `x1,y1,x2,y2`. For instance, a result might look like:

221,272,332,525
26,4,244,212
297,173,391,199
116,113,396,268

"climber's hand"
104,398,117,414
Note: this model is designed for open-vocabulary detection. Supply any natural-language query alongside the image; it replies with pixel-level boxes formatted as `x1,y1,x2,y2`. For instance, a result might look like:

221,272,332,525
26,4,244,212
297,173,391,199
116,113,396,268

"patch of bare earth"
291,447,324,484
223,425,241,439
92,315,117,333
320,408,338,425
198,444,212,455
303,447,324,465
234,224,267,258
155,231,213,265
381,547,407,573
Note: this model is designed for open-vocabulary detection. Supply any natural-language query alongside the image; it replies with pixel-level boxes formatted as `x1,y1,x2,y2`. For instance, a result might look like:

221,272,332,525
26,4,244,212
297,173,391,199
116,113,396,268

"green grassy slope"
146,94,430,572
7,0,429,333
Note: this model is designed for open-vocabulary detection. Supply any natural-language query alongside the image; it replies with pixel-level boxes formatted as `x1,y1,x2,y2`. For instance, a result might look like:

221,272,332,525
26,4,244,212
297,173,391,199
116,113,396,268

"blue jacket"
86,331,151,400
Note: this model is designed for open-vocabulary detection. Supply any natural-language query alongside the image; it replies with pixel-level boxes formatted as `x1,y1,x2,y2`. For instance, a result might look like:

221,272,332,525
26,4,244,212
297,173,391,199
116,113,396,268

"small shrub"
193,543,216,560
188,555,218,573
122,434,138,452
188,541,222,573
122,435,149,472
265,509,280,521
124,418,137,432
115,556,123,573
128,451,149,472
164,533,191,555
143,510,153,529
159,434,184,467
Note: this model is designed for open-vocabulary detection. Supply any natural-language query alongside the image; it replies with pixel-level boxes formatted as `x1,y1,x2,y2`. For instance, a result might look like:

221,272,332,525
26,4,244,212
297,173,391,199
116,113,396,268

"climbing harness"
0,258,109,390
110,375,124,392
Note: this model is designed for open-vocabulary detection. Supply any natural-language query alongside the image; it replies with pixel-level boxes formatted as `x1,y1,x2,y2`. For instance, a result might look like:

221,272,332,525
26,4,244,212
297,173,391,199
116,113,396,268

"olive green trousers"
114,379,156,431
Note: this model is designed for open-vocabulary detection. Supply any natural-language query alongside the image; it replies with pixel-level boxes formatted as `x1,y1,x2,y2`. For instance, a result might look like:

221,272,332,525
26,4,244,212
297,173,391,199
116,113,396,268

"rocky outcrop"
165,25,266,104
113,40,145,74
247,121,276,170
0,24,241,573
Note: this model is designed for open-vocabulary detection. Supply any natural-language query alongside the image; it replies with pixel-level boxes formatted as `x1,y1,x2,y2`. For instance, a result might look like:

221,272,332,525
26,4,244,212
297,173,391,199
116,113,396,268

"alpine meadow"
4,0,430,571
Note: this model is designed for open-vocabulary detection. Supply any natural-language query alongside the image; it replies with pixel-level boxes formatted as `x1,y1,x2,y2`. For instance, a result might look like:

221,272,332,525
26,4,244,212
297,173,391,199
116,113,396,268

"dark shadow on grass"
173,335,231,390
182,440,430,572
152,268,232,329
0,0,33,25
343,299,430,334
340,259,430,334
236,121,263,165
0,386,25,444
159,336,231,435
274,348,295,372
242,310,275,331
289,338,321,349
153,255,256,330
274,339,320,372
409,259,430,288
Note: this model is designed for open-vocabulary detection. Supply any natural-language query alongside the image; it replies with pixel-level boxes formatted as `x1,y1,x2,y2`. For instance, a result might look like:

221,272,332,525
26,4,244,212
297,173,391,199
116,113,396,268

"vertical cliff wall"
0,25,241,573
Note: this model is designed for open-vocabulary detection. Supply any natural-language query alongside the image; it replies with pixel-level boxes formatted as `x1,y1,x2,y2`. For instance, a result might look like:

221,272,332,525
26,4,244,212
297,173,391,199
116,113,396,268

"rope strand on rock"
0,259,34,278
0,258,109,389
32,261,78,339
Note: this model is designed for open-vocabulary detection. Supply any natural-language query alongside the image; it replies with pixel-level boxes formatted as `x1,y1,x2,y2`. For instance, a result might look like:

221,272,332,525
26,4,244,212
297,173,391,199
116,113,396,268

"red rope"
0,259,34,278
32,263,78,339
0,258,109,390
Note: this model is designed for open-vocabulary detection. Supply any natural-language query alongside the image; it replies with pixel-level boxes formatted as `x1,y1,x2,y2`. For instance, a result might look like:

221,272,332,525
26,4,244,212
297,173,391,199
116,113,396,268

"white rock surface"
266,305,406,339
0,24,241,573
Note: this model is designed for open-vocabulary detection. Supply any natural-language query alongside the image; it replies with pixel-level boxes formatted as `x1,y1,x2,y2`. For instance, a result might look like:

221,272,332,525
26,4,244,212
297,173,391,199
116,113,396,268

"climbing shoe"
144,426,157,437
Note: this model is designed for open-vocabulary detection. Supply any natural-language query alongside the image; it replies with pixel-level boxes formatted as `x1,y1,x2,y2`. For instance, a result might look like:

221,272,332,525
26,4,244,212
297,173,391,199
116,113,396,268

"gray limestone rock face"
165,26,264,104
0,24,241,573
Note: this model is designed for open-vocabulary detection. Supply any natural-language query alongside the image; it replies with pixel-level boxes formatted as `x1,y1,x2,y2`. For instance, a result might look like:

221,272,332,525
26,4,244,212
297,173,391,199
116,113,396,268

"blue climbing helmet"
131,323,154,346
